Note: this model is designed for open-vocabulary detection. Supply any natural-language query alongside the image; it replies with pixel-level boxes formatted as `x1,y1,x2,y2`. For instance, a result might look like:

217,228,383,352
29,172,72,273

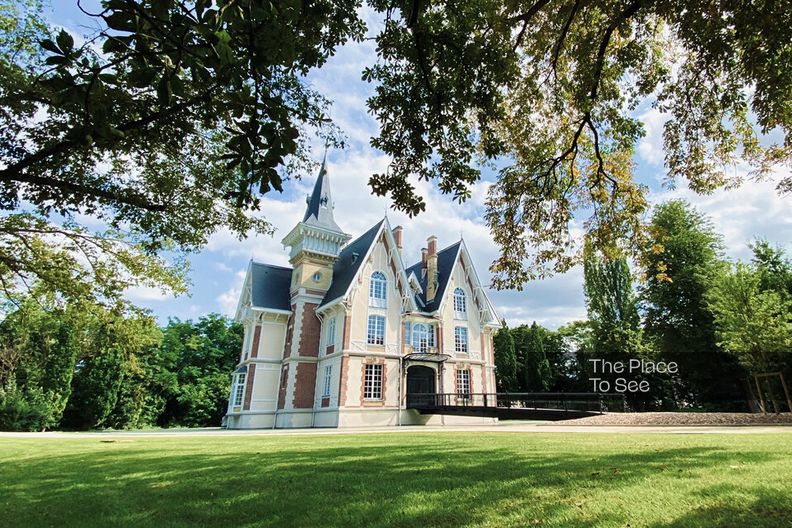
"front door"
406,365,436,408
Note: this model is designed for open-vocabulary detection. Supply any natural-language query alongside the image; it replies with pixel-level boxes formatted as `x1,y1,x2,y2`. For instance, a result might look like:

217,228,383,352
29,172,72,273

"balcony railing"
405,392,628,413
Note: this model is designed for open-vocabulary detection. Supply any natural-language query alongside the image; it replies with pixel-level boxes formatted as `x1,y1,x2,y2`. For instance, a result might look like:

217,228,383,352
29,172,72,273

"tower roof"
303,158,342,232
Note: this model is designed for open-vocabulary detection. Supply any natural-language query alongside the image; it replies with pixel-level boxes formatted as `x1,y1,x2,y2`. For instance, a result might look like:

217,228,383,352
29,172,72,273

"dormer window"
453,288,467,319
369,271,387,308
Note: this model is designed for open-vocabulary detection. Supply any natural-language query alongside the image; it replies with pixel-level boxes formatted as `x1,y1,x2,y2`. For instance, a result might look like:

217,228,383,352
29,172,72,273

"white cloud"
651,169,792,261
216,269,247,317
125,285,175,302
636,107,668,167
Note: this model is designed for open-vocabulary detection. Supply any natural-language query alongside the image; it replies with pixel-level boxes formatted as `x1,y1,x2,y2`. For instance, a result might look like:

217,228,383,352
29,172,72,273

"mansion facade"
225,161,501,428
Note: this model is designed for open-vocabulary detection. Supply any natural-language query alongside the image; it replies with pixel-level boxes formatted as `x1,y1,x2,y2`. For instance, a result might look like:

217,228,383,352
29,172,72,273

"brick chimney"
426,235,438,302
392,226,403,254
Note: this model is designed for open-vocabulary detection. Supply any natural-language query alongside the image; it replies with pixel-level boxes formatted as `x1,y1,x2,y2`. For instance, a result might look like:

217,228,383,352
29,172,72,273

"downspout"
398,318,403,426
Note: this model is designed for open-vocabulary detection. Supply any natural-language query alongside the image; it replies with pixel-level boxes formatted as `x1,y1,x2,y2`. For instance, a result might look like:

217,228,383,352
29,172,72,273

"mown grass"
1,432,791,527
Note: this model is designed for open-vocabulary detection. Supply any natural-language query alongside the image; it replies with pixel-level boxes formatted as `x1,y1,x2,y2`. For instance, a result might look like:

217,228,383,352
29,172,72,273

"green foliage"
365,1,791,287
0,294,80,430
0,0,364,301
640,200,745,406
493,322,518,392
0,288,240,431
583,245,643,363
158,314,243,428
511,322,552,392
3,1,790,297
708,262,792,374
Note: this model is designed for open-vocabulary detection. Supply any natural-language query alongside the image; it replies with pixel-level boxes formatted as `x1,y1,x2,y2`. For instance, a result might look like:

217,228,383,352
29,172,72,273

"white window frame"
457,369,471,399
325,316,336,350
454,326,469,355
411,323,435,354
322,365,332,398
232,372,246,407
363,364,383,400
367,314,385,345
369,271,387,308
453,288,467,319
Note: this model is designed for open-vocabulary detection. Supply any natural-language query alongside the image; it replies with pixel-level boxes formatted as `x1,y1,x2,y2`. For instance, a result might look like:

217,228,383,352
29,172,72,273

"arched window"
411,323,435,354
369,271,387,307
453,288,467,319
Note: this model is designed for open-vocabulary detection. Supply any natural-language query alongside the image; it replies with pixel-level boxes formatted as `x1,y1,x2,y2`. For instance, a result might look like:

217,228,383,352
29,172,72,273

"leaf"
40,39,60,54
102,37,126,55
56,30,74,53
157,74,172,105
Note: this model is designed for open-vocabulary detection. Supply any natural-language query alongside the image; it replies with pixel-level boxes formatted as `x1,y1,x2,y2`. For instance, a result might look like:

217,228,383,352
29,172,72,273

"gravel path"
561,412,792,426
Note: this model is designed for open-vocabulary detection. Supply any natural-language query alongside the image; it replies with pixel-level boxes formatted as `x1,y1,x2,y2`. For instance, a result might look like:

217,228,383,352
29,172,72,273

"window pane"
369,272,387,307
454,326,468,354
233,373,246,406
363,364,383,400
367,315,385,345
323,365,332,397
456,369,471,397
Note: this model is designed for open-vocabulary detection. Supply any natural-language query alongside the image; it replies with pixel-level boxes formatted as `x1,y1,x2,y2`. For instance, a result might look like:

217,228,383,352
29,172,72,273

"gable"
405,241,461,313
318,220,384,309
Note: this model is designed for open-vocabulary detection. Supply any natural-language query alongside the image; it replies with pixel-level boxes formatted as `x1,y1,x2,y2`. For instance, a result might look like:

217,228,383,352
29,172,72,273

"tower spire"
302,154,342,232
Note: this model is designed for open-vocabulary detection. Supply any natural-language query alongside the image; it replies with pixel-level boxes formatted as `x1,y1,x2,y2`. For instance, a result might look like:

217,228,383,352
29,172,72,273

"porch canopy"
403,352,451,363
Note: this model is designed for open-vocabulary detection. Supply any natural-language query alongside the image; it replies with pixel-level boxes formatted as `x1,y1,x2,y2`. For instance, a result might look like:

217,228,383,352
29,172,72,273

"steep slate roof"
302,159,343,232
405,241,462,313
250,262,292,311
318,219,384,309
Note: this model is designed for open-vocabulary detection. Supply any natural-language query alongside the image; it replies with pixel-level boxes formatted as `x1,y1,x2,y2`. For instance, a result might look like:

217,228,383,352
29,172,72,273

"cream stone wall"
439,260,485,361
347,234,403,354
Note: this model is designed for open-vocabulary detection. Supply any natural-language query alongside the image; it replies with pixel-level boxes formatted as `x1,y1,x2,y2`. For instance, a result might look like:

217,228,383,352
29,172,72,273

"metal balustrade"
405,392,628,416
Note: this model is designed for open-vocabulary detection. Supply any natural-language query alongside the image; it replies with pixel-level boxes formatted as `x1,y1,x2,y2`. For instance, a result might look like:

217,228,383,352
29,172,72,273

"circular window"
312,271,322,282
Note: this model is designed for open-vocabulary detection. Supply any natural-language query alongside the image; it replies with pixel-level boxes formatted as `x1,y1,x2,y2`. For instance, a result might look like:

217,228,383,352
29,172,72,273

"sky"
49,2,791,328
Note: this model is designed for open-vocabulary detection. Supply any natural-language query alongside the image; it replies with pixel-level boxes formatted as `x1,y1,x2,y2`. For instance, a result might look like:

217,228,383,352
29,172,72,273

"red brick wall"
297,302,320,358
292,362,318,409
277,364,289,409
243,364,256,410
250,325,261,358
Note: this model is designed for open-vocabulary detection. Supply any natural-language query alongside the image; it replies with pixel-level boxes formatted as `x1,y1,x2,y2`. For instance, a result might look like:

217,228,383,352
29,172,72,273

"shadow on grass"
1,434,791,527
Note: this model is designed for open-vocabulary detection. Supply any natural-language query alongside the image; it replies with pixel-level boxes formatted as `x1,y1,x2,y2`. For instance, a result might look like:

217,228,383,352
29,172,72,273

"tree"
537,326,576,391
365,0,792,288
708,263,792,375
583,245,642,364
4,1,791,298
493,322,518,392
640,200,745,407
0,294,80,430
513,322,552,392
751,240,792,299
1,0,363,301
61,305,162,429
582,245,675,408
157,314,242,427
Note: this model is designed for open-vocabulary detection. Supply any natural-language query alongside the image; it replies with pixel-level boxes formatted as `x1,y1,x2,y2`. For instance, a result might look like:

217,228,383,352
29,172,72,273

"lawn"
1,432,791,527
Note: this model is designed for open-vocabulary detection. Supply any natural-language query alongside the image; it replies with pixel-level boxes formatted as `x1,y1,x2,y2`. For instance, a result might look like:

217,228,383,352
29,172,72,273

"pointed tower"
277,160,351,424
281,158,351,292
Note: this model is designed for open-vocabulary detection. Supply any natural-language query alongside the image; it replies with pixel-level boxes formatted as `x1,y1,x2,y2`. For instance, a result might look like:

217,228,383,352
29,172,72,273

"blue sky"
50,2,791,328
